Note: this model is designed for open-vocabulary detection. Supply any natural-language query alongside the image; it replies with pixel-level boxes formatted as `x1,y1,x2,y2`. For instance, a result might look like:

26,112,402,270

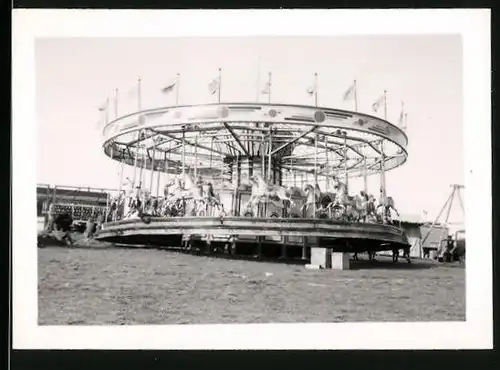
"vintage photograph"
12,9,491,350
36,35,466,324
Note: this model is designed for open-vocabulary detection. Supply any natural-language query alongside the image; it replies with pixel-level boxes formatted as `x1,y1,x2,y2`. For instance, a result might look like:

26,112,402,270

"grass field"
38,245,465,325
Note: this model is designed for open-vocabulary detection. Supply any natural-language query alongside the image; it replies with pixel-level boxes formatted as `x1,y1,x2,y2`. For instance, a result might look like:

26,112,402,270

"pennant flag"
98,98,109,112
343,82,356,101
261,81,271,95
161,76,178,94
126,84,139,98
398,102,405,125
306,84,316,95
307,73,318,95
208,78,219,95
372,94,385,112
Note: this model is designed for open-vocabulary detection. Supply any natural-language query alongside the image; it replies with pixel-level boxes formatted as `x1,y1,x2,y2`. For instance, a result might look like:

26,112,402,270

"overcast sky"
36,35,464,223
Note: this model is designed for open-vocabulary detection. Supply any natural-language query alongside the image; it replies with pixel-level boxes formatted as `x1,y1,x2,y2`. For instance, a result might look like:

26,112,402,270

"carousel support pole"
268,126,273,183
313,134,318,217
132,130,141,190
363,157,368,194
139,147,147,211
343,132,348,193
149,146,156,195
324,135,329,189
156,161,161,199
379,139,387,223
194,134,198,179
105,192,110,224
261,133,265,180
181,126,186,178
209,136,214,173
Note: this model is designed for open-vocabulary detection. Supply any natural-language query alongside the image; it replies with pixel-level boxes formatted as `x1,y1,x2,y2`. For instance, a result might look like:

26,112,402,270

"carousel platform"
94,216,409,254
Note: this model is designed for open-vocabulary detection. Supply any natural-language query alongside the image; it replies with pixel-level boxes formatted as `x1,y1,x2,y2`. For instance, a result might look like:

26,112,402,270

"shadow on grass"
349,258,453,271
151,246,309,266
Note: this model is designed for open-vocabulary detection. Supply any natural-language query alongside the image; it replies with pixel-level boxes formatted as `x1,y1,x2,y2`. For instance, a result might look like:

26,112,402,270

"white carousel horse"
243,174,295,215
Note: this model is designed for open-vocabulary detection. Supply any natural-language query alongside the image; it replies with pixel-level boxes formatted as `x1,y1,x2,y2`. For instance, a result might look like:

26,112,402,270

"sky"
36,35,465,224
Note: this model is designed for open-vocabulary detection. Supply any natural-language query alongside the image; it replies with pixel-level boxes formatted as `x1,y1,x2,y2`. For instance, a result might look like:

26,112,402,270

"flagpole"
314,72,318,107
268,72,272,104
217,68,222,103
114,88,119,119
106,98,109,125
383,89,387,120
138,77,142,111
354,80,358,112
176,73,180,105
256,58,261,102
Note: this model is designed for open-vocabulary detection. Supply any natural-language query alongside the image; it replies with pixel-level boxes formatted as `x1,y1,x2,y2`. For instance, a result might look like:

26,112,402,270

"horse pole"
379,139,387,223
149,144,156,196
181,126,186,178
194,133,199,179
343,131,348,193
268,125,273,183
313,134,318,217
324,135,329,189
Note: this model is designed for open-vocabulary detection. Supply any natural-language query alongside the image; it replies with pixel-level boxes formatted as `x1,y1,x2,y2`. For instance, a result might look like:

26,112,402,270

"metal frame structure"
96,102,410,257
101,103,408,193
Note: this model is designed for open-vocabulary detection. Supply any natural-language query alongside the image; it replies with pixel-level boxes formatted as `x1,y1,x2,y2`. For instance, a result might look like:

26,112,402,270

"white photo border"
12,8,492,350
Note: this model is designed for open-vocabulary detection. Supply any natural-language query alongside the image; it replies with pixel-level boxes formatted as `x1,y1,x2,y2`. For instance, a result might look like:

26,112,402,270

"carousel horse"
285,186,305,217
203,182,221,207
162,173,199,215
302,184,319,218
302,183,336,218
359,192,377,222
243,175,295,215
376,196,399,224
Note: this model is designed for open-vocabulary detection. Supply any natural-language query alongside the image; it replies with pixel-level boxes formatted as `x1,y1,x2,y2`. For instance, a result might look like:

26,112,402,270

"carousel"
95,98,411,268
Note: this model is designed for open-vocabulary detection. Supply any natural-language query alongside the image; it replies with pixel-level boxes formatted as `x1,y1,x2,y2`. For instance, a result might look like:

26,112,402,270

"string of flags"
96,71,408,130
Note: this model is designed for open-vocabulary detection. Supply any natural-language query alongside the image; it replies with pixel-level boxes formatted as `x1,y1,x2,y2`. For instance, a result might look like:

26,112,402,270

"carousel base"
94,216,409,269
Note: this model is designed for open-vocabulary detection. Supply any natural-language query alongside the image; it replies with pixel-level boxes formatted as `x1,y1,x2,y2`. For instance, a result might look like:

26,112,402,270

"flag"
307,74,317,95
261,81,271,95
208,78,219,95
372,94,385,112
306,84,316,95
343,82,356,101
98,98,109,112
161,76,178,94
126,84,139,98
398,102,405,125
